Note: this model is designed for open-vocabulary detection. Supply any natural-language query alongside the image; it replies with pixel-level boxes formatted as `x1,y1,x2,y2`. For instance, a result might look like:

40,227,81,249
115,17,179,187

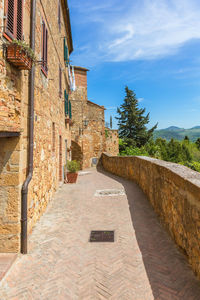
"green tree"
116,87,157,147
195,138,200,150
184,136,189,141
110,116,113,129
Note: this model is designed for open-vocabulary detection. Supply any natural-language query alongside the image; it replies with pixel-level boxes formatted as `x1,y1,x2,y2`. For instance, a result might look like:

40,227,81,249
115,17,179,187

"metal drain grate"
94,189,125,197
90,231,114,242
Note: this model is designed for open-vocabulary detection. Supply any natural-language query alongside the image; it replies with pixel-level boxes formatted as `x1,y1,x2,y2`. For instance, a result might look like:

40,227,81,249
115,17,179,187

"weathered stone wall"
0,0,72,252
70,67,106,169
25,0,72,235
0,0,31,252
102,153,200,279
0,137,21,252
82,101,105,169
0,0,30,133
105,128,119,156
70,67,88,140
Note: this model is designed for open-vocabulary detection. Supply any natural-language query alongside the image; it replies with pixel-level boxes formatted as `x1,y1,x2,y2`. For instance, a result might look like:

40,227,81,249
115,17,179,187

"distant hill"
154,126,200,142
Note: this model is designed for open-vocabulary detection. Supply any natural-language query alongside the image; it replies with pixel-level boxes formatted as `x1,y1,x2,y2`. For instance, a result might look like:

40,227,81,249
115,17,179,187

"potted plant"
4,39,36,70
65,160,80,183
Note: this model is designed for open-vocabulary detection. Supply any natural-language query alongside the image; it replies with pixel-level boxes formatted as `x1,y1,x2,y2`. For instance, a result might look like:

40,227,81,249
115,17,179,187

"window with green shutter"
64,90,68,115
69,101,72,119
64,37,69,66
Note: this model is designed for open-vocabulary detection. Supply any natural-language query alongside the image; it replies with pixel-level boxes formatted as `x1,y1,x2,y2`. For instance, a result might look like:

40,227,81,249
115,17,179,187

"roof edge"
87,100,105,110
62,0,73,54
71,66,89,72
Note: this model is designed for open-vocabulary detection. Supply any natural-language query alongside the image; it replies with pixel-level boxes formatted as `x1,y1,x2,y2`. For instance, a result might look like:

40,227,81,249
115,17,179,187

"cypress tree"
116,86,157,147
110,116,113,129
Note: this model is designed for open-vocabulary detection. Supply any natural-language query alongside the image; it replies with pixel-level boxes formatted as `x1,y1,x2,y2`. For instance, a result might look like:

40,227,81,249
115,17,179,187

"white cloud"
105,106,117,110
138,98,144,102
70,0,200,65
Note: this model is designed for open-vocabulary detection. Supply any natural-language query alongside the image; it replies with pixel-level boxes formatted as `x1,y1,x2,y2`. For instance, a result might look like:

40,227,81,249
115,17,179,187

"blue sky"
68,0,200,130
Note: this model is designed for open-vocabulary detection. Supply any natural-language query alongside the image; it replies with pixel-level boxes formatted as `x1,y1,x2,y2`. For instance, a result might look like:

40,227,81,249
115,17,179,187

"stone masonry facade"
0,0,73,252
70,67,107,169
105,128,119,156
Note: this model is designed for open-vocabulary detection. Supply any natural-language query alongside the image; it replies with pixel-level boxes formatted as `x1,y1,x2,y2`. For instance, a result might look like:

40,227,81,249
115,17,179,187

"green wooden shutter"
64,38,68,66
69,100,72,119
64,90,69,115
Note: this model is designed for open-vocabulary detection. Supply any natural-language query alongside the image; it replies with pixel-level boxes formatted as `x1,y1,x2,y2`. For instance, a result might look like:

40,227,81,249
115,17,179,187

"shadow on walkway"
97,167,200,300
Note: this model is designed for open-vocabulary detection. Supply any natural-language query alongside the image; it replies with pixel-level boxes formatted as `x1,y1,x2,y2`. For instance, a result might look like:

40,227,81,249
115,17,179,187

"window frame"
58,0,61,32
59,65,62,98
41,19,48,77
4,0,24,41
63,37,69,66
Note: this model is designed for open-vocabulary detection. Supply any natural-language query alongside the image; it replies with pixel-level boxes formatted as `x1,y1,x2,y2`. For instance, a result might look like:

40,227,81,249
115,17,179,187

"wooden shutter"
5,0,15,38
5,0,23,40
45,27,48,71
42,20,48,75
59,66,62,97
64,90,69,115
42,21,45,71
64,38,68,66
69,101,72,119
16,0,23,40
58,0,61,32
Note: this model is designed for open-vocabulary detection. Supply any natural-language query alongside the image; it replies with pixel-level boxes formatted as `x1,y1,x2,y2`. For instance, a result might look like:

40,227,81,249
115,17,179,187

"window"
63,37,69,66
41,20,48,75
64,90,69,115
52,122,55,153
58,0,61,32
59,66,62,98
4,0,23,40
64,90,72,119
69,100,72,119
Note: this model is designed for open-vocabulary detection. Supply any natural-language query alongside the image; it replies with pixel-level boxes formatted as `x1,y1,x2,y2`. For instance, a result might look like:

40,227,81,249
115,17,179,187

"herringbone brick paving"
0,255,17,282
0,168,200,299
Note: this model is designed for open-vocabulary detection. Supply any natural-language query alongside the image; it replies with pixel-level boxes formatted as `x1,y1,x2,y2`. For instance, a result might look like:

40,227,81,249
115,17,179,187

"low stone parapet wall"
101,153,200,279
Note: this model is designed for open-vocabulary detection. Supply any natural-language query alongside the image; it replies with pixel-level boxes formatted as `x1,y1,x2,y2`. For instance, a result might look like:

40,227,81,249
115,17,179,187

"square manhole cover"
90,231,114,242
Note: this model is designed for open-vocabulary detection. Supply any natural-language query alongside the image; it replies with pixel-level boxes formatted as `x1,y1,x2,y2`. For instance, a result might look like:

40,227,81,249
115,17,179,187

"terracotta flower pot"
6,44,32,70
66,172,78,183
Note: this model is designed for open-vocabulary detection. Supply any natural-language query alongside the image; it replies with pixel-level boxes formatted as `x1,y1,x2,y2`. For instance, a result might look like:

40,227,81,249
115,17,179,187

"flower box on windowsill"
6,44,33,70
65,116,73,126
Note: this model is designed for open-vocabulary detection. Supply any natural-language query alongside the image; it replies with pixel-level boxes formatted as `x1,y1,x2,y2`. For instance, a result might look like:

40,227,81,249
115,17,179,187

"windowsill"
3,32,13,42
41,66,48,78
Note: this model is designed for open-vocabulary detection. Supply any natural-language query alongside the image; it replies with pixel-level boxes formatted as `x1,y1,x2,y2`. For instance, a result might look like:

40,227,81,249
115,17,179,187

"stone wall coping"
102,152,200,189
105,128,118,132
102,152,200,279
87,100,105,110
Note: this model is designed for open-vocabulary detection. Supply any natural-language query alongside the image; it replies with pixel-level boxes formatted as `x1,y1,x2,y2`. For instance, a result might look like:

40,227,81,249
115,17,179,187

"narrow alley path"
0,168,200,299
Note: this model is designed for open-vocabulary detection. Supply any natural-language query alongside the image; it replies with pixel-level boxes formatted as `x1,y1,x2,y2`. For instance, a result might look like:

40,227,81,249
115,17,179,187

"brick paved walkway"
0,254,17,282
0,168,200,299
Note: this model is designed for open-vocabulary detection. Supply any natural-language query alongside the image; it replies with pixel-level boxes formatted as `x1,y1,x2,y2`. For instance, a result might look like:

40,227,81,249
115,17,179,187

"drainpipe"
21,0,36,254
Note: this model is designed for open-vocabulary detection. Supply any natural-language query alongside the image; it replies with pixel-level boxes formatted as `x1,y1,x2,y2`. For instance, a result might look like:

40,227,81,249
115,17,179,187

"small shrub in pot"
65,160,80,183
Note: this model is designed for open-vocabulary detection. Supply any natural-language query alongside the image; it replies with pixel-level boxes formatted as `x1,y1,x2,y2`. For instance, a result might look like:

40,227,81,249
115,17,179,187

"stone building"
70,66,106,169
0,0,73,252
105,128,119,156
